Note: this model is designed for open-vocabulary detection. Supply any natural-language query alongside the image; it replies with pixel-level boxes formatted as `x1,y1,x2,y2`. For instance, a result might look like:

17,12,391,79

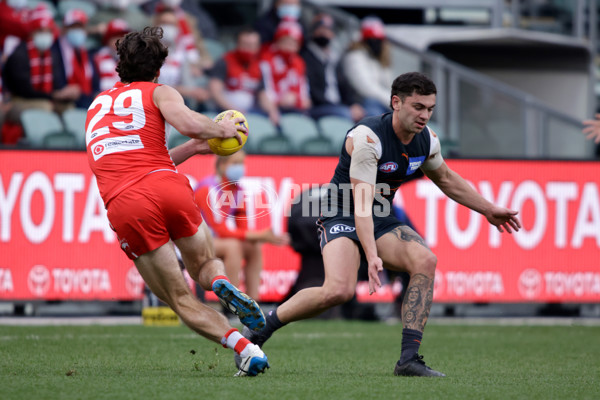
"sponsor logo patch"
406,156,425,175
329,224,356,234
92,135,144,160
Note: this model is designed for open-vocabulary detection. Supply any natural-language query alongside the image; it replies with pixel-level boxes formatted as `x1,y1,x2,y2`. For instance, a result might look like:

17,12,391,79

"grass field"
1,319,599,400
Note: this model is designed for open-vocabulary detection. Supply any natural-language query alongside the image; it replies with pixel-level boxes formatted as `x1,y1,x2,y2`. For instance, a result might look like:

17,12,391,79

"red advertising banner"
1,151,599,303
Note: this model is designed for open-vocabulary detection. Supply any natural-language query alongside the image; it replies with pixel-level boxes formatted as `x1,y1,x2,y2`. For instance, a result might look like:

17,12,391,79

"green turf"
1,320,598,400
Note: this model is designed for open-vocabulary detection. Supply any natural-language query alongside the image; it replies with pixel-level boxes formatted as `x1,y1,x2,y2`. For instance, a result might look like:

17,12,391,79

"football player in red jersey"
85,26,268,377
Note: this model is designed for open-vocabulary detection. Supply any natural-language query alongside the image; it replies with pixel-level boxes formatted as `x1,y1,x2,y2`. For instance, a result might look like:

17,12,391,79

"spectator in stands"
300,13,365,122
193,151,290,301
341,16,392,116
153,6,209,108
259,20,311,114
254,0,304,45
141,0,218,40
56,9,99,109
93,19,130,92
90,0,151,33
153,1,214,71
0,0,30,143
207,27,280,125
0,0,31,58
1,8,77,143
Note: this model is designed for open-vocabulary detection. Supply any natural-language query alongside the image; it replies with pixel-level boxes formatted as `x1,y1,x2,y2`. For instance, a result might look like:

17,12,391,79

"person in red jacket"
207,27,280,125
194,150,290,301
259,20,311,114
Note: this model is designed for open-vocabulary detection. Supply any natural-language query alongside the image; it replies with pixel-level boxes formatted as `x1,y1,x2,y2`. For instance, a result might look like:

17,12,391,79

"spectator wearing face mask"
141,0,219,41
56,9,100,109
300,13,365,123
153,6,209,108
341,16,392,116
254,0,304,45
93,19,130,92
207,27,280,125
1,6,78,143
259,20,311,114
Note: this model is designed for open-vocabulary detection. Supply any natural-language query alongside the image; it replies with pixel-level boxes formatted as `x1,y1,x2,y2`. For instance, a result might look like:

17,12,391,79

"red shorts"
106,171,203,260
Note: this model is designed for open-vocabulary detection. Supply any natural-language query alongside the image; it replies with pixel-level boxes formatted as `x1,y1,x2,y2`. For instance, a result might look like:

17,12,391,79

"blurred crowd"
0,0,394,147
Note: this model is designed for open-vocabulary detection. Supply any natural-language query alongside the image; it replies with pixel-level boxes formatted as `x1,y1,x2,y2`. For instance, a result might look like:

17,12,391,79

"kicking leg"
134,241,230,343
245,237,361,348
175,223,265,332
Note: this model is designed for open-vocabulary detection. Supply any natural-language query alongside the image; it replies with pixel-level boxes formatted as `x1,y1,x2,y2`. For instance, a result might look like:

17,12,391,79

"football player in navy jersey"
242,72,522,376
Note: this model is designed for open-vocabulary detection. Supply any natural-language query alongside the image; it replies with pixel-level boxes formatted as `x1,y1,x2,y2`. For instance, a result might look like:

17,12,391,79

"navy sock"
262,308,286,336
399,328,423,364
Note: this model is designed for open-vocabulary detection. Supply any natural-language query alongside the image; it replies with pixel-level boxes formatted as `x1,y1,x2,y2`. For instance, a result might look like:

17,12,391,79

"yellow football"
207,110,248,156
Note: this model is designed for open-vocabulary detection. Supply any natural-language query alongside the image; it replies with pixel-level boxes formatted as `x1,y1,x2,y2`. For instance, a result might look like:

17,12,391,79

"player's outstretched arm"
351,177,383,294
423,162,521,233
582,113,600,144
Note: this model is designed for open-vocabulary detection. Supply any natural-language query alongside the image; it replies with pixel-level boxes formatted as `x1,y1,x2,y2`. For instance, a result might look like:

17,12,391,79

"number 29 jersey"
86,81,177,207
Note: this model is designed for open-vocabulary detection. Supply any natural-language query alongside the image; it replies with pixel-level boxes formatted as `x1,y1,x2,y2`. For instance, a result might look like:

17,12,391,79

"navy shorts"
317,213,404,251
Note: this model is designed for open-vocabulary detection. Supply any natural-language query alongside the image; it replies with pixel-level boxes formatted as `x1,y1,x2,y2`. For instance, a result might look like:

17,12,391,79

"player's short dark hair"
390,72,437,107
116,26,168,83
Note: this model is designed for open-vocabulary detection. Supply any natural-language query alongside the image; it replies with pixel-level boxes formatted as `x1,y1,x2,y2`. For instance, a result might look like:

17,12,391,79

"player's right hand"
367,256,384,295
216,111,246,144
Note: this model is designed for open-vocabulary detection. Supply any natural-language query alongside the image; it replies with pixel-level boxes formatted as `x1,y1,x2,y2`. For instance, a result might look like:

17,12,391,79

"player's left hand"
190,138,212,154
486,206,521,234
367,256,384,295
582,113,600,144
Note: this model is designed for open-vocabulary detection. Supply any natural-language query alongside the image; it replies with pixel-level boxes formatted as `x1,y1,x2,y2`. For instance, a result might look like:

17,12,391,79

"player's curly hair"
116,26,168,83
390,72,437,108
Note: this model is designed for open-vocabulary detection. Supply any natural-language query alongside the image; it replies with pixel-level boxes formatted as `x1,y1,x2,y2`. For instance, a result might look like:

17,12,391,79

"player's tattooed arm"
402,273,434,331
389,226,429,249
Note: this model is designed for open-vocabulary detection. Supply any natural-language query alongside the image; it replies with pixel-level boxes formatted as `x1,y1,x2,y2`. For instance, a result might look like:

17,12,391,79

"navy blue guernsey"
325,112,430,217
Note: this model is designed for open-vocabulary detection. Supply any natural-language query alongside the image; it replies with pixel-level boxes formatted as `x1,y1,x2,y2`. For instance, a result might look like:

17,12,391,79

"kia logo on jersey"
379,161,398,173
406,156,425,175
329,224,356,234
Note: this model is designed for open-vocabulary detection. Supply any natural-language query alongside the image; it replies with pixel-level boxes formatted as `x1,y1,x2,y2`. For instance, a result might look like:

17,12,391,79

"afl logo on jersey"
379,162,398,173
93,144,105,155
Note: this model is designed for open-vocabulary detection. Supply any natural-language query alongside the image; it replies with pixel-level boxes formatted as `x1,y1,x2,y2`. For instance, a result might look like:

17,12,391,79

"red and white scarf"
60,38,92,95
27,40,53,94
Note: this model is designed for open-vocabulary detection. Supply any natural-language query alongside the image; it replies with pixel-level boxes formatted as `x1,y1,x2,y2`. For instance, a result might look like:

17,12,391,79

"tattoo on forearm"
402,273,434,331
390,226,429,249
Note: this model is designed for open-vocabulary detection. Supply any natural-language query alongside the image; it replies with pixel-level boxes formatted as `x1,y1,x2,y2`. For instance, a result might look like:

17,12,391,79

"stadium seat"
317,115,354,154
256,136,293,155
301,137,335,156
279,113,321,153
20,109,66,148
42,131,79,149
62,108,88,149
244,113,278,153
168,128,190,149
203,38,226,61
57,0,97,19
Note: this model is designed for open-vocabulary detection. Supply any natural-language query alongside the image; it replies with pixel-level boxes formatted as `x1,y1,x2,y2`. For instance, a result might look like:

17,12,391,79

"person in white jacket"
341,16,392,116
